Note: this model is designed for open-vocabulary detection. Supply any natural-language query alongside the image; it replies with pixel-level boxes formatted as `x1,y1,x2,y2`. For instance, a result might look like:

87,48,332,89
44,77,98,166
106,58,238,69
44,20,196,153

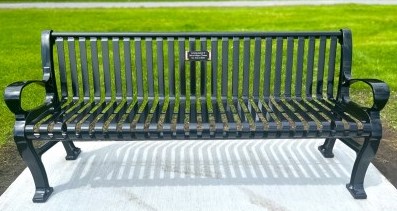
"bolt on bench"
4,29,390,202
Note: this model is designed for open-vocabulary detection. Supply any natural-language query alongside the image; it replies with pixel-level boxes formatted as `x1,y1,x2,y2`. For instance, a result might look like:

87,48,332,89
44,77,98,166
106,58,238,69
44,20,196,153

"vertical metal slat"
253,37,261,98
56,37,68,97
200,37,207,97
123,38,133,99
232,37,239,98
274,37,283,98
178,38,186,96
242,37,250,97
157,38,165,98
146,38,154,97
189,37,196,95
79,38,90,98
305,37,315,98
284,37,294,98
135,37,144,97
221,37,228,98
113,37,122,98
67,37,79,98
316,36,327,99
295,37,305,98
101,38,112,98
90,37,101,99
264,38,272,99
168,37,175,97
327,36,338,98
211,37,218,98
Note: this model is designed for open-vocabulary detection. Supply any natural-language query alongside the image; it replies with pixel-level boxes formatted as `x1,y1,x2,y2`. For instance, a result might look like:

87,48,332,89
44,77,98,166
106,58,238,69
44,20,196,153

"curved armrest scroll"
347,79,390,112
4,80,47,118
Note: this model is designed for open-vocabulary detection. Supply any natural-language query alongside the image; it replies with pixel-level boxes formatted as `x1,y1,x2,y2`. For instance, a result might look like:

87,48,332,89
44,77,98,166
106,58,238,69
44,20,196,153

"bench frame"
4,29,390,202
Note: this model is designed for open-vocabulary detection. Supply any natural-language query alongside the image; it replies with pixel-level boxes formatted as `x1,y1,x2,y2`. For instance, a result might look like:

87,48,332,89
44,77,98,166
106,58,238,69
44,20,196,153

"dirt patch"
0,142,25,195
373,127,397,189
240,187,288,211
0,128,396,196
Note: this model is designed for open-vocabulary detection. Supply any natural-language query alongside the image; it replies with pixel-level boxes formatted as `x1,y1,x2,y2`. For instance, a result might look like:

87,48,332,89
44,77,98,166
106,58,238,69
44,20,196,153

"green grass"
1,5,396,146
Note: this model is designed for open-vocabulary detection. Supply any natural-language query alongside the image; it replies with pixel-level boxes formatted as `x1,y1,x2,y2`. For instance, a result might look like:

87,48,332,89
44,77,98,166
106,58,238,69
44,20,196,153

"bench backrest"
41,30,351,103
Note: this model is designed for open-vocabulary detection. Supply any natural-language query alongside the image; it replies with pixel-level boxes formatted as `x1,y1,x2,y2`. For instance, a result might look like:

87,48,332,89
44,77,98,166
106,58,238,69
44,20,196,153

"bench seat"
26,97,371,140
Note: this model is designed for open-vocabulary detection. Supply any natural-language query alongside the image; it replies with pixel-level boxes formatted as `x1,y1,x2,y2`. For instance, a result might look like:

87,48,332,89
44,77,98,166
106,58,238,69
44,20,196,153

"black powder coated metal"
4,29,390,202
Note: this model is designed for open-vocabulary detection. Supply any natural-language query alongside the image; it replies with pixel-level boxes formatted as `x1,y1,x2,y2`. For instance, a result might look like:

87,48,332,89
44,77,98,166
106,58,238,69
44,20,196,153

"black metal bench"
4,29,390,202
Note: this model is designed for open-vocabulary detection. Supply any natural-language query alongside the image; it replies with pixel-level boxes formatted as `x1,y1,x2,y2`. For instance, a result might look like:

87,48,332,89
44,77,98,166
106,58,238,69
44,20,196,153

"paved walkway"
1,139,397,210
1,0,397,9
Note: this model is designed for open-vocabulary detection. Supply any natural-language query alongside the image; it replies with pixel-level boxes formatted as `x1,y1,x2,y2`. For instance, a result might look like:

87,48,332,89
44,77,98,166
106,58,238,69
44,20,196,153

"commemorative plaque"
185,51,211,61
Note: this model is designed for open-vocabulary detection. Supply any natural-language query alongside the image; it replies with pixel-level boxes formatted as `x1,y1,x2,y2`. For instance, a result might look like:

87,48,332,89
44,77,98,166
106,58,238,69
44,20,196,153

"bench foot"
346,183,367,199
318,138,336,158
33,187,54,203
62,141,81,160
347,137,380,199
14,129,52,203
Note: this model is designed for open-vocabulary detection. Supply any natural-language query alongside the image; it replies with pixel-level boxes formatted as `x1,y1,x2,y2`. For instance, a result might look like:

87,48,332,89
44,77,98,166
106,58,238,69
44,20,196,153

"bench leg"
14,136,53,203
62,141,81,160
346,137,380,199
318,138,336,158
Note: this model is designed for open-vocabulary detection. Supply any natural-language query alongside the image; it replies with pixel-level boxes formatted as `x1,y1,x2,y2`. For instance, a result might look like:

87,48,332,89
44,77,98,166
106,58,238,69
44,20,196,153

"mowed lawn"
0,5,396,146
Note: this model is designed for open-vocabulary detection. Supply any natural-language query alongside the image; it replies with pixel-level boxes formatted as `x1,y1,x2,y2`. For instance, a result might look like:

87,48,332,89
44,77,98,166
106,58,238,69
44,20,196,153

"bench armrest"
346,79,390,112
4,80,53,119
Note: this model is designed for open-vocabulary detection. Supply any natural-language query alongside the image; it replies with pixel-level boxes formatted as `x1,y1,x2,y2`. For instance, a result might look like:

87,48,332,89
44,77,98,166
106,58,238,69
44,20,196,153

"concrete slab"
1,1,397,9
0,139,396,210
